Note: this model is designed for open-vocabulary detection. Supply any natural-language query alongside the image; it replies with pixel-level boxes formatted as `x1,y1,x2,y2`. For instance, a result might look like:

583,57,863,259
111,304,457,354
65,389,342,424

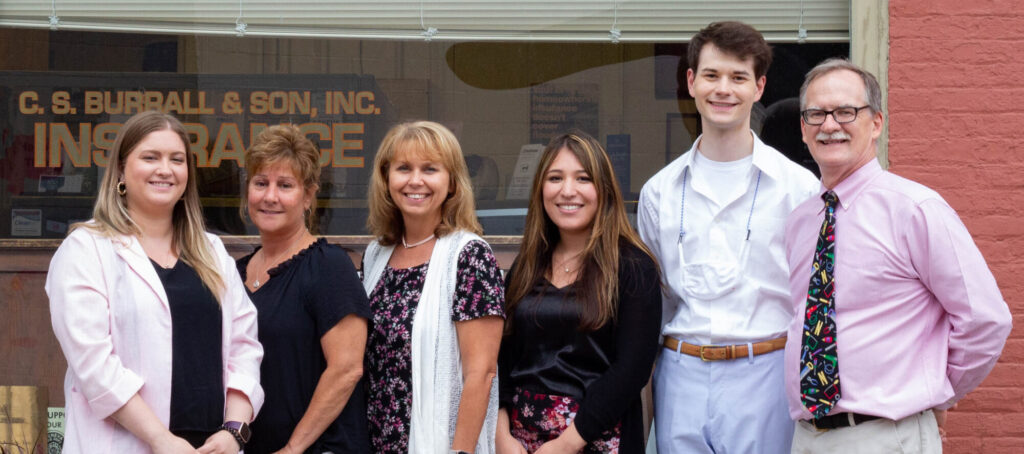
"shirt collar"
822,158,884,211
750,132,786,182
680,130,782,179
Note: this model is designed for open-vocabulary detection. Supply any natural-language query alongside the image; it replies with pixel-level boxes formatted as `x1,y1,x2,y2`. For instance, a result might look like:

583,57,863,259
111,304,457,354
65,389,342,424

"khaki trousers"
791,410,942,454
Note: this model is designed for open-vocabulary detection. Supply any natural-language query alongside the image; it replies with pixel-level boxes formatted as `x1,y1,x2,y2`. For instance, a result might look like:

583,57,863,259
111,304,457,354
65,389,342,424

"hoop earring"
117,181,126,196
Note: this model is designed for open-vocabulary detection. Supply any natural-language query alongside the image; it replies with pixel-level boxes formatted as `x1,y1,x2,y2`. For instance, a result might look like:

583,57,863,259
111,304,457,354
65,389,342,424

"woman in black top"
497,131,662,453
238,124,371,453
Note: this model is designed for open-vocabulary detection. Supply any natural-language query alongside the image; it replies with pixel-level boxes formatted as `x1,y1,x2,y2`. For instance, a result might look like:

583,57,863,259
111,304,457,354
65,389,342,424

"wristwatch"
220,421,251,449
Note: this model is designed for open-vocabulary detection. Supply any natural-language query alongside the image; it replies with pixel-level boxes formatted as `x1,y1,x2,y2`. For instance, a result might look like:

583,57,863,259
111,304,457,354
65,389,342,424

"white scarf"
362,230,498,453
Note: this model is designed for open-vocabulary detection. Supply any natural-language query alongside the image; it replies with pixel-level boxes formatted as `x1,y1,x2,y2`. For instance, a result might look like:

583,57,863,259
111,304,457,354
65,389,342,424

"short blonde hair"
241,124,321,232
366,121,481,245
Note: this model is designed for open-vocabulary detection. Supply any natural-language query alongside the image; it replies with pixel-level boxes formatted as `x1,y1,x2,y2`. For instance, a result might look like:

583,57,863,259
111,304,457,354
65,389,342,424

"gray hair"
799,58,883,114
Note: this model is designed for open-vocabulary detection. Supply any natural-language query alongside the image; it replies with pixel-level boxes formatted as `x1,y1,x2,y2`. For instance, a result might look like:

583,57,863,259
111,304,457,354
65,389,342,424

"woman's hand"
496,408,527,454
273,315,367,454
496,433,528,454
149,432,200,454
270,444,300,454
533,422,586,454
533,437,580,454
197,391,252,454
451,315,504,451
196,430,240,454
111,395,198,454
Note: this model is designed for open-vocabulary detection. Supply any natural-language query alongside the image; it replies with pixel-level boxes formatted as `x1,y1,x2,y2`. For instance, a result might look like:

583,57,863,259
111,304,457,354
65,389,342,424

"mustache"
815,131,851,141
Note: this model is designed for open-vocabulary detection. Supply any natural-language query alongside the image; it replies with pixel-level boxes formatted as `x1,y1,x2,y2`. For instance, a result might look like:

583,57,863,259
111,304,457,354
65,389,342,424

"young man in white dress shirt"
638,21,818,453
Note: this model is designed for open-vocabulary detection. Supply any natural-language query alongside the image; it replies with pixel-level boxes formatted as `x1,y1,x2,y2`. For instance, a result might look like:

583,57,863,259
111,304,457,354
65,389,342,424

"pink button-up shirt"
47,226,264,453
783,159,1011,421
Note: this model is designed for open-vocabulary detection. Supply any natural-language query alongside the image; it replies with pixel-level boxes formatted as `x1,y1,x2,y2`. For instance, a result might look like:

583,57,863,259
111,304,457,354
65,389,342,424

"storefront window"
1,30,847,238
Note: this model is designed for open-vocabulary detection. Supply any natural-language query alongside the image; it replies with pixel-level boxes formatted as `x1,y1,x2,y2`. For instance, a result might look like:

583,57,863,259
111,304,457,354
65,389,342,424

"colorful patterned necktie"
800,191,840,418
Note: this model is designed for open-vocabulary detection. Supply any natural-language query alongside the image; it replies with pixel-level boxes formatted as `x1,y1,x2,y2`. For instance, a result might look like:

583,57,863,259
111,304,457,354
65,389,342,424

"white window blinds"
0,1,849,42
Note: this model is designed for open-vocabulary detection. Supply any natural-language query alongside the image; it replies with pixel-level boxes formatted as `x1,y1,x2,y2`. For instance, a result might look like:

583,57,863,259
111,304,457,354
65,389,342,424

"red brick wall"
889,1,1024,451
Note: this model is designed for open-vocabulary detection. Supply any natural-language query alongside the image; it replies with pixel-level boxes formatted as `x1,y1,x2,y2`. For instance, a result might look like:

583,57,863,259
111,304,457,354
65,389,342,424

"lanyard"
678,165,762,241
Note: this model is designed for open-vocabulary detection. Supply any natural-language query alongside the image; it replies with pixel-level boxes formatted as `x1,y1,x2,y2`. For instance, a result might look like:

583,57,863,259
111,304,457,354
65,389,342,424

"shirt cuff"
226,372,265,418
87,370,144,419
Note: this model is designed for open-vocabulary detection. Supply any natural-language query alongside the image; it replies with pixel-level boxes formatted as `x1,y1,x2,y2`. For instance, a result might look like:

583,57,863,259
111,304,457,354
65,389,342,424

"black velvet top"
498,243,662,451
237,238,371,454
152,259,224,436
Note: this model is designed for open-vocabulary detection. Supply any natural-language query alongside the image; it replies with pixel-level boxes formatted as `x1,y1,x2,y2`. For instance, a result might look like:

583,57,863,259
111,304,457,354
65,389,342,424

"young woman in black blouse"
497,131,662,454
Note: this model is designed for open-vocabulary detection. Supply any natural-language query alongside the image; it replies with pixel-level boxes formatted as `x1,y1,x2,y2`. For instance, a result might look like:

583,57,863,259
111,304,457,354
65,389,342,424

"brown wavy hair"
75,110,224,302
688,21,773,78
241,124,321,233
505,130,657,331
366,121,481,245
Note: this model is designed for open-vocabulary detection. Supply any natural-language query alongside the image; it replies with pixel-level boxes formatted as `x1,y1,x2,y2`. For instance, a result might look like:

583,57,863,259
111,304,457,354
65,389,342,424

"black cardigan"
498,243,662,451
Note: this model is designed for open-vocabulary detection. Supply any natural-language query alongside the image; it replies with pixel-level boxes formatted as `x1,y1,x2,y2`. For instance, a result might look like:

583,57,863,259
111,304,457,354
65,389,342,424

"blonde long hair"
505,130,657,331
366,121,481,245
75,110,225,301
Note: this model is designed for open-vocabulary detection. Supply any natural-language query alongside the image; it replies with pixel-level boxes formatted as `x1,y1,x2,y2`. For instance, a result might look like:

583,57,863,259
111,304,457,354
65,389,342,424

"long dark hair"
505,130,657,331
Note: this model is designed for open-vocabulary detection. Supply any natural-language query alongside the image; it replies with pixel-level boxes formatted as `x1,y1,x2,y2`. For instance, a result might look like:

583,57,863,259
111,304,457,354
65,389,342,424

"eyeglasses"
800,106,872,125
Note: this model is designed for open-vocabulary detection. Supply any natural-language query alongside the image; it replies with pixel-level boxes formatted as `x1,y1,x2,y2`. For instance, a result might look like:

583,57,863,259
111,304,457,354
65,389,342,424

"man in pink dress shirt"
783,58,1012,453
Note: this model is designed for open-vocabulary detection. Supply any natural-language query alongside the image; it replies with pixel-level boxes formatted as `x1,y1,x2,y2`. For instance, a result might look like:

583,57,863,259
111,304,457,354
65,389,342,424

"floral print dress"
365,240,505,453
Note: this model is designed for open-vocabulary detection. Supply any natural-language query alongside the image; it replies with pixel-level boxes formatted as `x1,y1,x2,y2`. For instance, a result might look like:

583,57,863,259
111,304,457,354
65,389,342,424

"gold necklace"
553,251,582,274
252,234,306,288
140,237,177,269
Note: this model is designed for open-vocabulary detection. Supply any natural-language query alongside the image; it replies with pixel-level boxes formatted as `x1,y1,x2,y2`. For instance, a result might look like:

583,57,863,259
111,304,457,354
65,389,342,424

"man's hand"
935,403,957,443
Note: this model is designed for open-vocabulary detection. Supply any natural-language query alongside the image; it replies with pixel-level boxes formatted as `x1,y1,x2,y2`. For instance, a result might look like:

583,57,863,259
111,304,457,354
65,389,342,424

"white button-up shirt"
638,132,818,344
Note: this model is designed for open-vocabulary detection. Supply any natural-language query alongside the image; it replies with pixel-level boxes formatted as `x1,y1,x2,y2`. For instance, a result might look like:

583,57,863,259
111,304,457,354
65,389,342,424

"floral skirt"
509,387,621,453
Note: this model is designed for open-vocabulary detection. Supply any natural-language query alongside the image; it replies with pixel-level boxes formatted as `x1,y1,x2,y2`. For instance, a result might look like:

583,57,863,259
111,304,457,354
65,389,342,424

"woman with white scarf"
362,121,505,454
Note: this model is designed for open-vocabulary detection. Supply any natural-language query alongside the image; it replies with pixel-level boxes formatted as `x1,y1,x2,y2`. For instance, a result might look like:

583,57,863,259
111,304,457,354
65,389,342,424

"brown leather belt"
662,336,787,361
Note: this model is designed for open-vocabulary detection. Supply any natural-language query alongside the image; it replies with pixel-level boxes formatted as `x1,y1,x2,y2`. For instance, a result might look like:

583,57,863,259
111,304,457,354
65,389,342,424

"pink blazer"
46,226,264,453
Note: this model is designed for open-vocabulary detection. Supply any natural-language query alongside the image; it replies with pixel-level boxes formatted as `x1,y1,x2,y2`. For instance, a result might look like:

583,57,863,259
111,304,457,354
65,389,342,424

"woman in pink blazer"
46,111,264,453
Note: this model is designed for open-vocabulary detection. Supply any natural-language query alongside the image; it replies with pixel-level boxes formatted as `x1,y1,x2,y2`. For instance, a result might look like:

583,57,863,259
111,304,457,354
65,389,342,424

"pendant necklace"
554,252,582,274
402,233,436,249
252,234,305,289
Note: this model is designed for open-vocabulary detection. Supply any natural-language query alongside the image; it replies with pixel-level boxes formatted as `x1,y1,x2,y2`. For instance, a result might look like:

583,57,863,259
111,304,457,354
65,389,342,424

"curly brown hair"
241,124,322,233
